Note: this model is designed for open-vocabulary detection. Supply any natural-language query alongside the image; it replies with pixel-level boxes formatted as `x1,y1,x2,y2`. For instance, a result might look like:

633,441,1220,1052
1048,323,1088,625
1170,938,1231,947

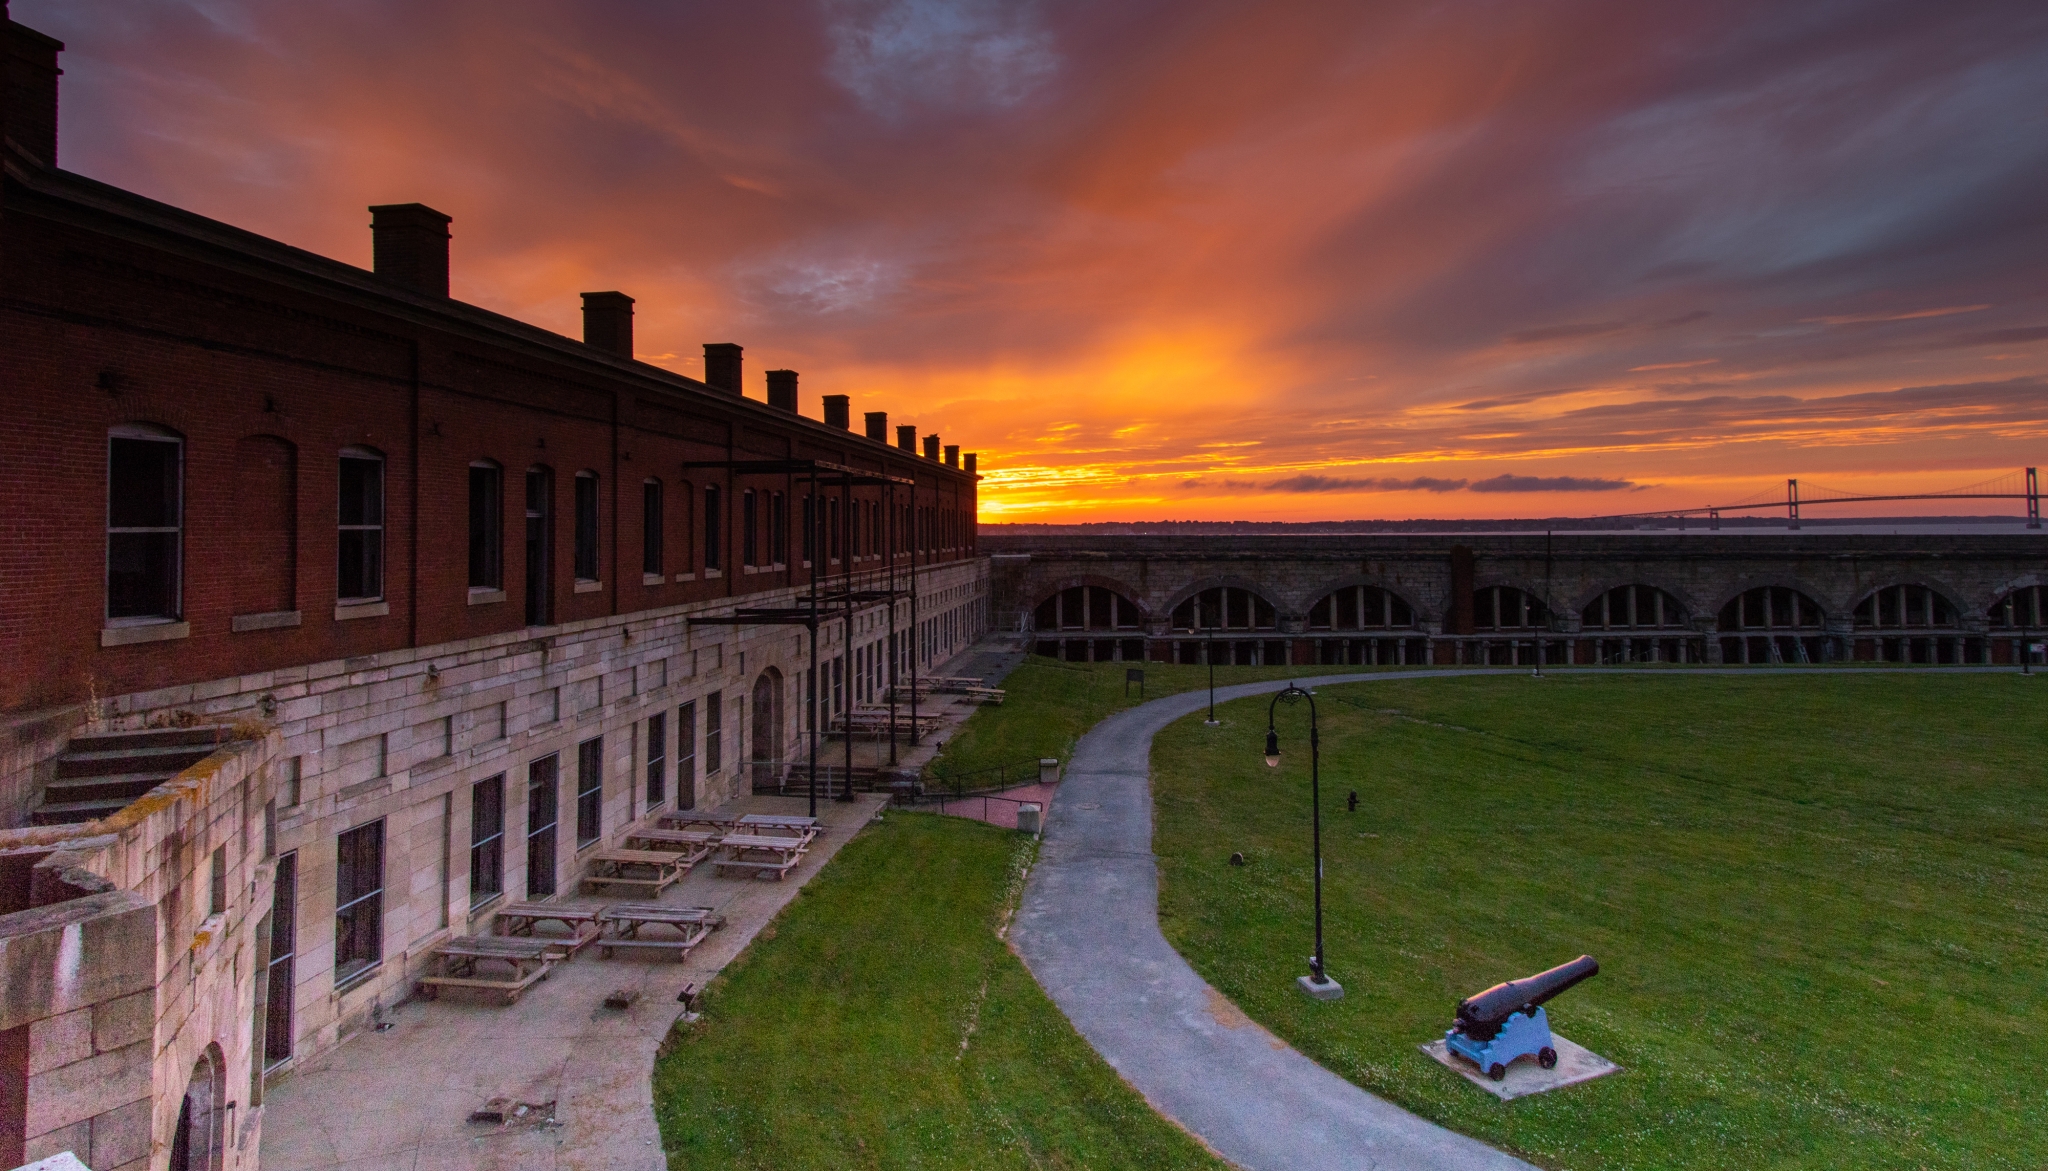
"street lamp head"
1264,727,1281,768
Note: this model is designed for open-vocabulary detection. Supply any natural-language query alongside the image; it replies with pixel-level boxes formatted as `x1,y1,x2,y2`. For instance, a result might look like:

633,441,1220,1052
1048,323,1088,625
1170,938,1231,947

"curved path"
1011,670,1539,1171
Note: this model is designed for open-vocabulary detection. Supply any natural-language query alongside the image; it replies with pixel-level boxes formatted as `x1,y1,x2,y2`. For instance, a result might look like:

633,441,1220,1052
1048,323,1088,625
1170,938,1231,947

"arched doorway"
169,1045,224,1171
749,669,783,787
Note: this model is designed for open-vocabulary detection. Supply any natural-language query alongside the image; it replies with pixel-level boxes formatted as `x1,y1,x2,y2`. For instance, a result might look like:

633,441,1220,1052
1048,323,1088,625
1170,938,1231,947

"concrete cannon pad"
1421,1033,1621,1101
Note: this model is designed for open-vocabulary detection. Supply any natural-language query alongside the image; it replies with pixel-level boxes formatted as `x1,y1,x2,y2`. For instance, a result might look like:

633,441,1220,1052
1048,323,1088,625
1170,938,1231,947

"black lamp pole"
1265,684,1331,989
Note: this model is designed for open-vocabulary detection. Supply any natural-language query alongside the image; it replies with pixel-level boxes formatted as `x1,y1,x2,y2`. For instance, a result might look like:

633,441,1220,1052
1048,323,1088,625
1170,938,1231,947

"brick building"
0,11,988,1168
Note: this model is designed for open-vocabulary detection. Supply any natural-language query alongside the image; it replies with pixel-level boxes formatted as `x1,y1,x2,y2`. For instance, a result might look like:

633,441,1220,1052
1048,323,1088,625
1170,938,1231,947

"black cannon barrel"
1456,954,1599,1030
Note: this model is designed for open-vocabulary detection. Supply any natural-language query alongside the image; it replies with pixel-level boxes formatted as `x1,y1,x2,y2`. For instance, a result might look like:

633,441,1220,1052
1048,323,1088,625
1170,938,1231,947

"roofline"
1,147,977,484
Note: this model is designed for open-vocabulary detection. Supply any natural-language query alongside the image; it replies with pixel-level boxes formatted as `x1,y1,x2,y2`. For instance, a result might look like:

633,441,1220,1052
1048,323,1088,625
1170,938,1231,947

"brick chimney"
822,395,851,430
897,425,917,452
766,370,797,411
4,16,63,168
943,445,959,468
703,343,742,394
368,204,452,297
580,291,633,359
964,453,977,475
923,434,940,461
864,411,887,442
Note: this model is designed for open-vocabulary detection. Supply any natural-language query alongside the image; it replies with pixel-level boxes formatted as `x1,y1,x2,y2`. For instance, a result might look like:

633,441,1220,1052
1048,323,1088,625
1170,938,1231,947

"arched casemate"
1466,585,1552,666
1307,584,1426,666
1851,584,1972,664
1579,584,1700,664
1032,584,1146,662
1986,584,2044,664
1717,585,1827,664
1167,585,1288,667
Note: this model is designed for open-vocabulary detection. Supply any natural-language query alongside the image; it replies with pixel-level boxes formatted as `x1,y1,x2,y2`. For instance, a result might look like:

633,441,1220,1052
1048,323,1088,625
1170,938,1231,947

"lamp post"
1265,684,1342,1000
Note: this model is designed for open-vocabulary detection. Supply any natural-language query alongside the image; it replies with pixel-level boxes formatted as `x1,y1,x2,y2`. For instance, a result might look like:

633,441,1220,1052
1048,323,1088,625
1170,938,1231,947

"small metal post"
2028,467,2040,529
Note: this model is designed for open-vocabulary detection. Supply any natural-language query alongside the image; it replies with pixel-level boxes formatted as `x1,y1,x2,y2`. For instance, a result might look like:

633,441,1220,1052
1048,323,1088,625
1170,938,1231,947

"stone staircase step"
67,727,231,753
55,742,216,779
39,771,176,806
29,797,135,826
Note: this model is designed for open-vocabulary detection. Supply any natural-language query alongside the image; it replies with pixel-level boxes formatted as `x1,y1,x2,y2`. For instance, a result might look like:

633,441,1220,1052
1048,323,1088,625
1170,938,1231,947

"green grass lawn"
1151,672,2048,1170
930,656,1325,783
652,811,1228,1171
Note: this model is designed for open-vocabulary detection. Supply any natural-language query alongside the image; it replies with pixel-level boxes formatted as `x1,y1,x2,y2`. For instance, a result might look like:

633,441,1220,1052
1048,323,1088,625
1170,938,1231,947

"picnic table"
416,935,558,1003
657,809,740,833
960,685,1006,705
714,832,811,880
736,813,820,841
580,847,689,897
622,827,720,867
593,903,725,961
493,902,603,954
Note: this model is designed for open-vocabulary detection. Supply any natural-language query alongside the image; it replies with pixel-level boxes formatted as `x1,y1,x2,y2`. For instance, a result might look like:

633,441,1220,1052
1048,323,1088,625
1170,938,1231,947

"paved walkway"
1011,671,1539,1171
261,793,887,1171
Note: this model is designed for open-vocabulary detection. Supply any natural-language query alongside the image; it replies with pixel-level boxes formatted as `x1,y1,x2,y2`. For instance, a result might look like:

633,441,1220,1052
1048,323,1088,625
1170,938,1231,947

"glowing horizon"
24,0,2048,522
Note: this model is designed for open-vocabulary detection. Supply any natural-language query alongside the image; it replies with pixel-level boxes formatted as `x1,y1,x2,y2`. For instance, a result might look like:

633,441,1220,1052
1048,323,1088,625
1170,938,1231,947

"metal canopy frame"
682,454,934,817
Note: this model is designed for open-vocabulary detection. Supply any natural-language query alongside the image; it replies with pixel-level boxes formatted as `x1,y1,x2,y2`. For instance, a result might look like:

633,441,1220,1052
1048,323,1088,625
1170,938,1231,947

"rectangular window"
802,495,816,563
677,701,697,810
645,712,666,808
771,492,785,565
829,498,841,560
642,480,663,576
469,774,504,908
338,451,385,602
704,486,722,571
526,468,552,626
574,472,599,581
742,489,758,567
469,462,502,589
705,691,722,775
576,736,603,847
209,845,228,916
264,851,297,1070
334,820,385,985
526,755,558,898
107,430,183,619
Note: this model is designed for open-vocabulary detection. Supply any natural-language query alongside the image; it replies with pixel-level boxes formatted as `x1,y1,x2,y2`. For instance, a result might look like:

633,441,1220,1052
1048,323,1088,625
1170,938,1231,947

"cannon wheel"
1487,1062,1506,1081
1539,1047,1558,1070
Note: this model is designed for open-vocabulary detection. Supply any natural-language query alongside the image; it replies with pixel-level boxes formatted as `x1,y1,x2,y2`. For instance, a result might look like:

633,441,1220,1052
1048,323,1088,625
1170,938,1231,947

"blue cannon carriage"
1444,954,1598,1080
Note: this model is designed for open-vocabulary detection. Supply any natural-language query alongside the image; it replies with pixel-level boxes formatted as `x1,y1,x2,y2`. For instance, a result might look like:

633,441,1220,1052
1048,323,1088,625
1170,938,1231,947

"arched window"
469,460,502,590
337,446,385,603
573,471,600,582
1307,585,1415,630
1853,585,1955,629
525,467,553,626
1034,586,1142,632
107,423,184,622
1170,586,1277,632
742,488,759,567
703,484,722,572
1473,586,1549,632
1581,584,1686,631
1718,585,1825,664
677,479,696,574
641,478,663,578
1988,585,2044,629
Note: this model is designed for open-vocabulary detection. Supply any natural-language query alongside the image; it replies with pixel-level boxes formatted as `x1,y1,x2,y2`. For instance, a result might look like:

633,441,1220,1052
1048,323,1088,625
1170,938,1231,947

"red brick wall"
0,181,977,713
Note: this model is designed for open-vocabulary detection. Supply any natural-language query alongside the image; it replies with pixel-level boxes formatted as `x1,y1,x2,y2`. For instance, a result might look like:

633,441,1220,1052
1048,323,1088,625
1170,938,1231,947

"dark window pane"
576,737,603,846
109,437,180,528
264,851,298,1068
334,821,384,983
470,775,504,905
108,531,180,618
704,487,721,570
705,692,722,775
526,755,558,897
574,474,599,580
339,457,382,527
645,713,666,807
469,466,502,588
677,701,697,810
338,529,383,600
643,481,663,575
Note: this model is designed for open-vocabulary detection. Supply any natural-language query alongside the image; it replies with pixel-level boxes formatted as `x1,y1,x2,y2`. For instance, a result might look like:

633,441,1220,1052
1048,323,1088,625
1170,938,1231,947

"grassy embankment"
1150,672,2047,1170
651,811,1228,1170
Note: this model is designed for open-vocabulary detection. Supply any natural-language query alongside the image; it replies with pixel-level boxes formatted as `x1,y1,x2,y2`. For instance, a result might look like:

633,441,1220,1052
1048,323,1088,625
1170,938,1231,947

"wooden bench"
713,832,810,880
580,848,688,897
593,903,725,961
416,936,558,1004
960,686,1006,705
621,827,719,868
735,813,821,843
492,902,603,955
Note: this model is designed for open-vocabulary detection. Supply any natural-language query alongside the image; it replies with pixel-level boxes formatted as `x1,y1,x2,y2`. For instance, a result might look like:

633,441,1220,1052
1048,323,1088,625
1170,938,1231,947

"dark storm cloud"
1264,475,1469,494
1468,474,1635,494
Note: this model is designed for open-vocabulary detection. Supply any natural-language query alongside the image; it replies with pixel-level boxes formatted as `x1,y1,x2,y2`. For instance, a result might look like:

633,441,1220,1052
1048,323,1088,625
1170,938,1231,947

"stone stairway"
31,727,229,825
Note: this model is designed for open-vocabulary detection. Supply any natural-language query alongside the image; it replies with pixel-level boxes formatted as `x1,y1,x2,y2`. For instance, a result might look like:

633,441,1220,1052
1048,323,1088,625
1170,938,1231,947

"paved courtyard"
259,792,888,1171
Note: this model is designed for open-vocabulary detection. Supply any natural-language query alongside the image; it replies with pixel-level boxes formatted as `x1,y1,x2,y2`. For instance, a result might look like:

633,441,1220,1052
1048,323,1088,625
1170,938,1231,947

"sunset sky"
23,0,2048,521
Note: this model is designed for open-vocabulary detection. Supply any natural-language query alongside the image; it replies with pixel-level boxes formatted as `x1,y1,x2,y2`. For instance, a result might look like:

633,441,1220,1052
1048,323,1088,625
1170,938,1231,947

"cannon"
1444,954,1598,1080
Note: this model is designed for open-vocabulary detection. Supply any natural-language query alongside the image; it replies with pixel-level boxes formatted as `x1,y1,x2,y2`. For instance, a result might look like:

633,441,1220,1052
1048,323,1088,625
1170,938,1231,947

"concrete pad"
259,792,887,1171
1420,1034,1621,1101
1297,974,1345,1001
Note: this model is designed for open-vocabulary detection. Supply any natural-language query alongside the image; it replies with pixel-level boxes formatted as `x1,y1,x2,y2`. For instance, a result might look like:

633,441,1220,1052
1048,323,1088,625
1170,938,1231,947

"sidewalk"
259,793,887,1171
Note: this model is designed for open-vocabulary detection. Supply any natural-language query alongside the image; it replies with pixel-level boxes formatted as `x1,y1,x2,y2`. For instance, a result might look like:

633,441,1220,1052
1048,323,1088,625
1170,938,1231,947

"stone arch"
1716,582,1828,665
1302,581,1422,631
1467,580,1553,632
1849,580,1966,629
169,1042,226,1171
1030,577,1148,633
1162,578,1281,632
1985,582,2047,664
1578,582,1691,631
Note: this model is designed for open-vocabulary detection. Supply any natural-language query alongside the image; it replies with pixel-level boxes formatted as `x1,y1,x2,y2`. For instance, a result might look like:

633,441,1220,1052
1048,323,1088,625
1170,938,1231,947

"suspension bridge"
1598,467,2042,529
